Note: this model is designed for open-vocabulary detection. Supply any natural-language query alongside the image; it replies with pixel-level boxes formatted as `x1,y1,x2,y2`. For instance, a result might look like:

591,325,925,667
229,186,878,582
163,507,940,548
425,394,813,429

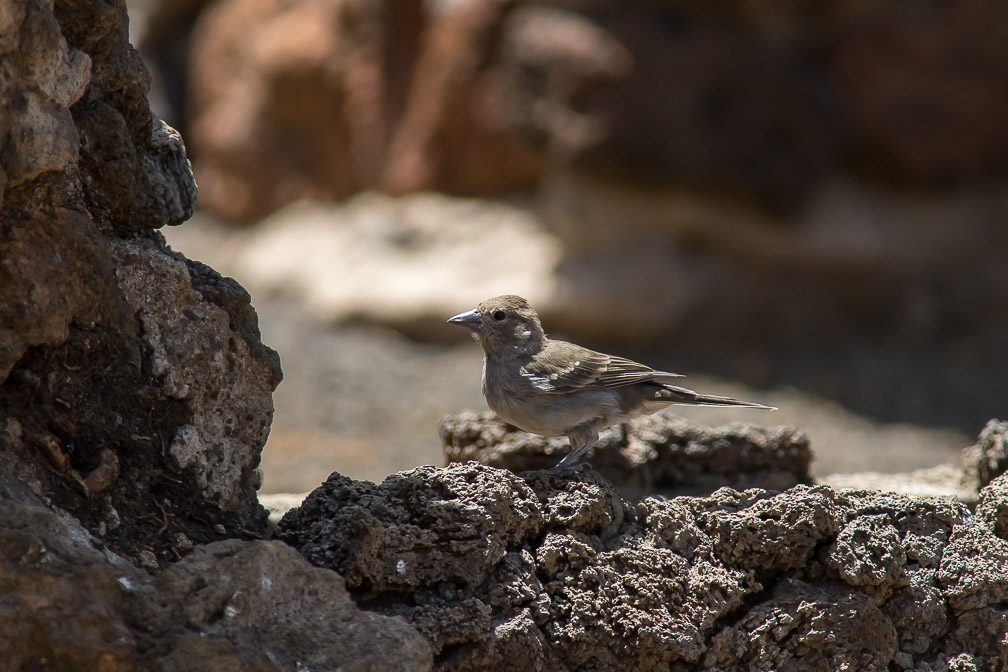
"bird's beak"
447,308,484,333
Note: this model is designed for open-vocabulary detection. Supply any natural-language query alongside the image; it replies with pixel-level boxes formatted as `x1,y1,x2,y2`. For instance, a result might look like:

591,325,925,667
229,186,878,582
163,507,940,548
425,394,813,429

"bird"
448,294,776,468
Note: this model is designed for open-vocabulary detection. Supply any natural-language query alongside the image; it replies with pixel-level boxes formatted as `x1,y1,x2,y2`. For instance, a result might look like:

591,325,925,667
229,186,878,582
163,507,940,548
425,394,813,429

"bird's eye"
493,310,506,321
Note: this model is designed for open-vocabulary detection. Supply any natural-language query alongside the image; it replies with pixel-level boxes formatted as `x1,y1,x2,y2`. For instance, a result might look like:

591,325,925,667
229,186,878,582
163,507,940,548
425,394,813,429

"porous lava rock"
278,459,1008,670
440,411,812,499
0,466,431,670
0,0,280,567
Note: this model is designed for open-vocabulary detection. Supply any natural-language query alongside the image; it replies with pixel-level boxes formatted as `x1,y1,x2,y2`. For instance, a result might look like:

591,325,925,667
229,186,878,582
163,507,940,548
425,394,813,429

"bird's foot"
552,432,599,470
552,448,588,470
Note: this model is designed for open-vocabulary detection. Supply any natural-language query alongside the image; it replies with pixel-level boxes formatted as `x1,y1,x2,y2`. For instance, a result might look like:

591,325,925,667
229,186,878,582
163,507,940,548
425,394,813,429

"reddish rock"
188,0,364,221
188,0,542,221
183,0,1008,220
380,0,544,196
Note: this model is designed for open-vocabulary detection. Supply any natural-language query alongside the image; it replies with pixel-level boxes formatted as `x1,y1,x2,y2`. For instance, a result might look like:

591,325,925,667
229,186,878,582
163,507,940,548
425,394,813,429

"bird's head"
447,295,545,356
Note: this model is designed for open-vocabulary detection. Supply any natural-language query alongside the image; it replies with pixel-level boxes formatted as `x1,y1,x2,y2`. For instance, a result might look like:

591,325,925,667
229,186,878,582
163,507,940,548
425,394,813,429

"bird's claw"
553,445,591,469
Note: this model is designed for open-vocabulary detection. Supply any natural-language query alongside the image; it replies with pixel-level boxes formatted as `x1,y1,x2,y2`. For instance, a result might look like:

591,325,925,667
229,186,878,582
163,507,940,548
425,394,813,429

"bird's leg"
554,427,599,469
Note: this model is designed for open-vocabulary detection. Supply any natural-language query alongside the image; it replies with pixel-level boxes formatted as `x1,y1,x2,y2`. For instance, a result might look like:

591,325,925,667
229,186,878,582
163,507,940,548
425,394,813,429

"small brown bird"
448,295,776,468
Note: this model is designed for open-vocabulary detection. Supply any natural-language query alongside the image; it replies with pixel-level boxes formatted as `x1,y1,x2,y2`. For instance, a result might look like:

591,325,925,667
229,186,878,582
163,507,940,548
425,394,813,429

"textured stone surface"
138,539,431,670
0,2,436,668
976,472,1008,540
705,579,898,671
278,459,1007,670
441,411,811,499
0,469,144,671
0,209,114,381
0,468,431,671
2,0,198,234
0,227,280,566
0,0,278,568
0,0,90,189
110,238,277,511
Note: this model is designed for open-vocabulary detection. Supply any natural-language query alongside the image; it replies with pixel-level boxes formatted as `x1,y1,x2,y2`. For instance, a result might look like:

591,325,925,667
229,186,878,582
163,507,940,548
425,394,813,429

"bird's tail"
656,384,777,410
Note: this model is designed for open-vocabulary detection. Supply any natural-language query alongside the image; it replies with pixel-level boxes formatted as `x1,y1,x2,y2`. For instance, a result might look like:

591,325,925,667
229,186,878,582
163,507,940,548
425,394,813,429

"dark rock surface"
2,0,197,234
0,466,431,671
441,411,812,499
0,3,430,668
0,0,280,568
277,459,1008,670
963,419,1008,491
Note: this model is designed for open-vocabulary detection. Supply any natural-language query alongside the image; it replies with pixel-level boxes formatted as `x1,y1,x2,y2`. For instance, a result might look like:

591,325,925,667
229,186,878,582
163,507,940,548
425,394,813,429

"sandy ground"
163,214,972,493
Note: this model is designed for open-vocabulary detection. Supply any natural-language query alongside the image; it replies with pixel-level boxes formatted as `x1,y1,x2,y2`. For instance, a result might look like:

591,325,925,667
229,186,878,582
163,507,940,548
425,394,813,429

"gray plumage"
448,295,776,468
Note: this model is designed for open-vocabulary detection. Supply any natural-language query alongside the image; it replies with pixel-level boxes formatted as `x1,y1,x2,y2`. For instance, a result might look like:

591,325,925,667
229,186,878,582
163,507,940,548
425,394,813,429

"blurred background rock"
128,0,1008,491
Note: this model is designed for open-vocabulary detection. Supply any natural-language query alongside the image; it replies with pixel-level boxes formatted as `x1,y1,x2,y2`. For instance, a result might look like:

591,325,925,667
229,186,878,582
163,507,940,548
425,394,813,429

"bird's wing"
600,355,684,386
522,341,683,393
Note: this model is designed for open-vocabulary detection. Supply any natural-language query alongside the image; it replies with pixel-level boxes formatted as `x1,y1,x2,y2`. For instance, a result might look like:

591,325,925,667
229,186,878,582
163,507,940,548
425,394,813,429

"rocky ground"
5,1,1008,670
274,457,1008,671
